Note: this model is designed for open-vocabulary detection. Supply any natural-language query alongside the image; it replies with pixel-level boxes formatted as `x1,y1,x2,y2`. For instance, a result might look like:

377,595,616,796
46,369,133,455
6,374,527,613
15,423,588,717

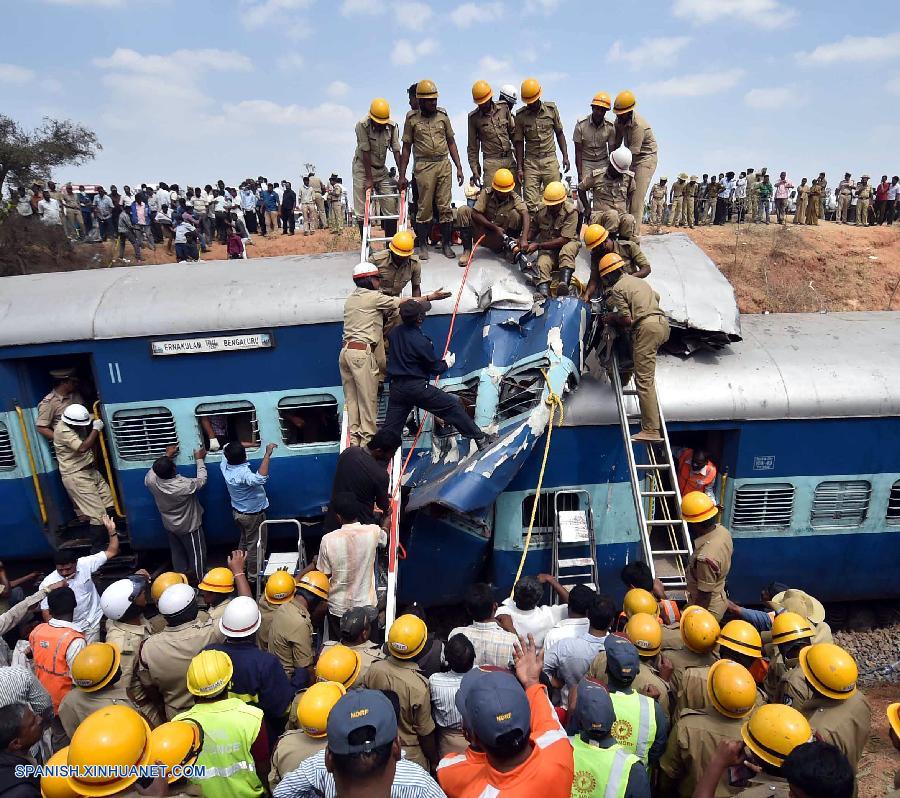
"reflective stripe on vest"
29,623,84,712
658,599,681,625
570,736,638,798
609,690,656,763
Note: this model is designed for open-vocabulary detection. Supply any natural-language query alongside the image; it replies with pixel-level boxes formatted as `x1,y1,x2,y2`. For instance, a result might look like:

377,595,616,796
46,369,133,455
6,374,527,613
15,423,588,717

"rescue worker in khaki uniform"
36,368,84,442
669,174,687,228
514,78,570,214
578,142,634,219
398,79,464,260
599,253,669,442
307,172,327,228
320,606,385,681
327,175,344,233
816,172,828,219
455,167,530,266
835,173,853,223
353,98,401,237
370,229,422,298
662,605,719,686
362,614,438,771
769,588,833,645
258,570,294,649
805,178,822,225
268,570,329,688
649,177,667,232
574,92,617,195
524,180,580,297
612,90,657,235
855,175,873,226
763,611,814,704
138,582,217,720
683,176,698,228
746,169,759,222
705,177,719,225
582,220,650,300
467,80,516,193
682,491,733,621
658,660,759,798
793,178,809,224
53,404,115,542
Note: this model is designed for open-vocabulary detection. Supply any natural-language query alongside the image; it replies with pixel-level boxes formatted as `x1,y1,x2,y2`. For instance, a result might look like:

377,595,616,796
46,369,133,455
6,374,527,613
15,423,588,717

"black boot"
458,228,473,267
556,268,574,296
537,282,550,298
440,223,455,259
415,223,430,260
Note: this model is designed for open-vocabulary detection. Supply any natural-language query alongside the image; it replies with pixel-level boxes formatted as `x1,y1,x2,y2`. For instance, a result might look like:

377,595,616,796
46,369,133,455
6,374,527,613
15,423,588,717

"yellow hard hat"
186,649,233,697
296,570,330,600
625,612,662,657
707,660,757,719
316,644,362,688
623,588,659,618
681,491,718,523
388,613,428,659
521,78,542,104
888,703,900,739
770,611,814,646
613,89,636,115
416,79,438,99
389,229,416,258
542,181,567,206
583,223,609,251
151,572,188,603
799,643,858,700
198,567,235,594
147,721,204,784
591,92,612,109
297,681,346,738
680,605,720,653
67,706,151,796
598,252,625,277
71,643,121,692
718,620,763,658
265,570,296,605
741,704,812,767
369,97,391,125
491,168,516,193
472,80,492,105
41,748,79,798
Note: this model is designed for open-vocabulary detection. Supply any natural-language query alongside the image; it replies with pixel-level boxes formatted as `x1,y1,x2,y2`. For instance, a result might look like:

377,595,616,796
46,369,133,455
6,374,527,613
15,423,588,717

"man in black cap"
383,299,495,450
320,605,385,677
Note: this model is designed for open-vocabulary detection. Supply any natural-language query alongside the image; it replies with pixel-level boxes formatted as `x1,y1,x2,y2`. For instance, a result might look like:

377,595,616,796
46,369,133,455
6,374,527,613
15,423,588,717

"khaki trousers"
837,194,850,223
329,201,343,232
314,194,327,228
523,155,561,213
683,197,694,227
482,156,517,192
302,202,317,233
628,315,670,435
63,208,81,238
414,159,453,224
438,728,469,758
352,162,398,221
669,197,683,227
339,346,380,447
536,240,581,284
856,199,870,225
61,467,113,525
650,198,665,227
628,156,657,235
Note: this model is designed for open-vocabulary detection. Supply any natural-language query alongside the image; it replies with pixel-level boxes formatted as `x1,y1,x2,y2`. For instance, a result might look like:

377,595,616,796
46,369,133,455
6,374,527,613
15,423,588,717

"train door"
668,428,740,509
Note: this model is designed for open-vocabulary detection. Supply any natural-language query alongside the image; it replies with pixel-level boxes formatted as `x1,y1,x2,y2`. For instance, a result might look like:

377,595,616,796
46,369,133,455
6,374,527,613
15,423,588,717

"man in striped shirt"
448,584,518,669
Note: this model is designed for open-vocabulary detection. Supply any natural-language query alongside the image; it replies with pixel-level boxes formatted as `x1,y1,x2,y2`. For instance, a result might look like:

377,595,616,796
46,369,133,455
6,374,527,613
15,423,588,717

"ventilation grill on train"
498,361,549,423
111,407,178,461
810,480,871,529
888,481,900,526
732,483,794,530
0,422,16,471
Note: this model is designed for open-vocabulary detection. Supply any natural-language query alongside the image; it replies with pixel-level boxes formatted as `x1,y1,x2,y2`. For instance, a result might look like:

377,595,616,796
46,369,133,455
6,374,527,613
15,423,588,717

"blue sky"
4,0,899,205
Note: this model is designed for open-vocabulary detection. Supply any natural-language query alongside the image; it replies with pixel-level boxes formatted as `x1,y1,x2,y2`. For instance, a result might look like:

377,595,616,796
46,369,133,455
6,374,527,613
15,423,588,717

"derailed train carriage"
0,241,898,608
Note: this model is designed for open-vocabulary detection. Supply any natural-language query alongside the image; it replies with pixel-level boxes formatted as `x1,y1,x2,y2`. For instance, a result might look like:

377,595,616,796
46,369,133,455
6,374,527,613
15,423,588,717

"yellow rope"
509,369,565,598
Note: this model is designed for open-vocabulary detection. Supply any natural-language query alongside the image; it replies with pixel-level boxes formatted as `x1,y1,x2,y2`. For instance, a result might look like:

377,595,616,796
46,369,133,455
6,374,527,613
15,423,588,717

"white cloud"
395,1,433,30
239,0,312,28
673,0,795,29
744,87,792,110
607,37,691,68
796,33,900,66
450,1,502,27
473,55,516,86
887,77,900,95
94,48,252,79
278,53,305,71
637,68,744,98
327,80,350,99
391,37,437,66
524,0,561,13
340,0,382,15
0,64,35,84
221,100,355,136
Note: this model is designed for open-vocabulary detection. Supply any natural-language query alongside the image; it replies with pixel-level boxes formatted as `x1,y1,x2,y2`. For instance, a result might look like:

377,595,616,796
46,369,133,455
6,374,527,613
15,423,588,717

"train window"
810,480,871,529
195,401,259,451
732,483,794,530
521,491,581,544
278,396,340,447
0,422,16,471
111,407,177,462
433,378,479,439
498,361,549,423
888,481,900,526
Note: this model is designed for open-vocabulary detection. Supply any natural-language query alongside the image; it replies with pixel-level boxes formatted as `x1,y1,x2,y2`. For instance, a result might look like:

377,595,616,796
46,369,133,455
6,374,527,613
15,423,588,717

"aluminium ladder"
609,349,693,593
360,187,408,261
550,489,598,600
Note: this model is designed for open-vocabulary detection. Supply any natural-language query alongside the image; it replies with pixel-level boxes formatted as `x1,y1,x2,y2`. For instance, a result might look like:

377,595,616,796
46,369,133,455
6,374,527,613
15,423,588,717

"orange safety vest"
29,622,84,712
615,600,681,632
677,450,717,497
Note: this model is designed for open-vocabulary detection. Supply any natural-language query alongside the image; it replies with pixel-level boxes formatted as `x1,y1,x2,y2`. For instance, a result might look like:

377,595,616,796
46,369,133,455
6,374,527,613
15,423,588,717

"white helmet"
62,404,92,426
219,596,262,638
352,260,379,280
499,84,517,105
100,577,143,621
157,583,196,616
609,143,634,176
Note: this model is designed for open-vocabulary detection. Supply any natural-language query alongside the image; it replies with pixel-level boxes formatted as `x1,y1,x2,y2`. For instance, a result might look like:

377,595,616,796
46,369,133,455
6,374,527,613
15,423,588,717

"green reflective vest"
570,735,640,798
175,696,265,798
609,690,656,764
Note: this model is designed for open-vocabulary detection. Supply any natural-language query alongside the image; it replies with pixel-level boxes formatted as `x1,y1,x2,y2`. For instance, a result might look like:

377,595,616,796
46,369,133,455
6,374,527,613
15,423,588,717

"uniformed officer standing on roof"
36,368,85,443
353,99,402,238
574,92,616,197
467,80,516,194
515,78,570,214
398,79,465,260
612,90,657,235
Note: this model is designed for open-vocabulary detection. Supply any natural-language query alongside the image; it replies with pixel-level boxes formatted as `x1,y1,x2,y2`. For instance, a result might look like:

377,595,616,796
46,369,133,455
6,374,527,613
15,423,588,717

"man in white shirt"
38,516,119,643
733,172,748,223
495,573,569,647
429,633,475,757
317,492,386,639
37,190,62,226
542,583,594,651
448,583,519,669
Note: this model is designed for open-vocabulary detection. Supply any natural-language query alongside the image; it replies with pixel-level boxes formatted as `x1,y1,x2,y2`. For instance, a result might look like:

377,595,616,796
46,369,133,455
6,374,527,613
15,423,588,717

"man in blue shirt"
383,299,495,450
221,441,276,584
240,182,259,234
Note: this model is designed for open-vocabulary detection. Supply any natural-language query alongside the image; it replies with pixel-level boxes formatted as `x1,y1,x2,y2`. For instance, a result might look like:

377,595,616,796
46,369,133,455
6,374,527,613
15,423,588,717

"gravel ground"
834,623,900,685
